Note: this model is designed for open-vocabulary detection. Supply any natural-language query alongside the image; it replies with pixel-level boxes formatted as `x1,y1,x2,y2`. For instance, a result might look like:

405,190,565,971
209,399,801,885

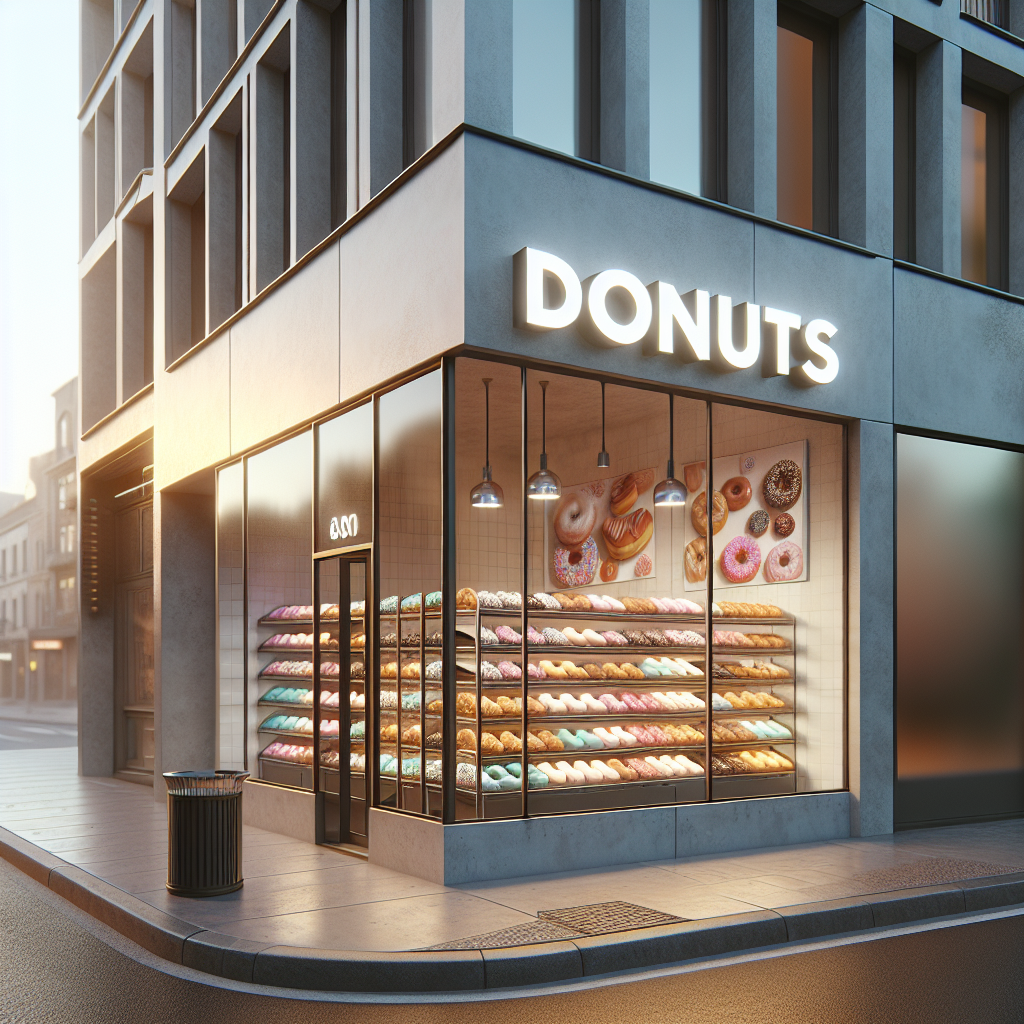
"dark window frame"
577,0,601,162
777,1,838,237
701,0,727,202
893,45,917,263
962,80,1009,291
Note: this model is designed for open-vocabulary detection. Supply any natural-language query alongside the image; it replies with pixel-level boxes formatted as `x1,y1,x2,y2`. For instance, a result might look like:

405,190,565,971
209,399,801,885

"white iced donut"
674,754,704,775
594,727,619,747
591,760,619,781
563,627,589,646
580,693,608,713
602,596,627,612
539,693,569,715
658,755,688,777
582,629,606,646
573,760,604,783
559,693,588,714
645,756,674,778
611,726,638,746
556,761,586,784
537,762,566,785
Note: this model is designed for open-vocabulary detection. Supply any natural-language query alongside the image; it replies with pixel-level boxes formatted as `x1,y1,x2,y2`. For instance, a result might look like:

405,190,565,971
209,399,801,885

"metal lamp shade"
653,475,687,507
471,467,504,508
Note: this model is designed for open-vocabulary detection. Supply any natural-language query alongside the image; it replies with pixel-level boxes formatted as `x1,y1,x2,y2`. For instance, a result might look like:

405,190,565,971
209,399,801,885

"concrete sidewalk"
1,747,1022,992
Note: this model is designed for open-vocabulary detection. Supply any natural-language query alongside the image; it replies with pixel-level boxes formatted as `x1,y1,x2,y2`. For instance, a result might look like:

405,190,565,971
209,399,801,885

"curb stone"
2,825,1022,993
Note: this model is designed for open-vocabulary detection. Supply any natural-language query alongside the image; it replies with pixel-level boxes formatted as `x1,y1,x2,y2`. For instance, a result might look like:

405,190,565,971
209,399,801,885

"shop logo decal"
512,247,839,385
329,514,359,541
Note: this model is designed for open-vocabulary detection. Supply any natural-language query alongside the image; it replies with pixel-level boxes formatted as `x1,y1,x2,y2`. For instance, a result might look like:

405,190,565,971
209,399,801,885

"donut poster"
682,441,808,591
546,469,658,591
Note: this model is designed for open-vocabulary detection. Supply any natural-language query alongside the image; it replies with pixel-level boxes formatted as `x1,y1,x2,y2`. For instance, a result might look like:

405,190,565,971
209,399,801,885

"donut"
553,536,598,588
762,459,802,510
634,553,653,577
720,535,762,584
747,509,769,537
684,536,707,582
774,513,795,537
722,477,752,512
683,461,704,492
600,560,618,582
554,492,597,550
610,474,639,515
763,540,804,582
691,491,729,536
602,509,654,561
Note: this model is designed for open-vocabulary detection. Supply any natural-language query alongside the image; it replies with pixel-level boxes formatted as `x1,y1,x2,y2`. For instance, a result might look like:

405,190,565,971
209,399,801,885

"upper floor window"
893,46,916,263
776,4,836,234
11,547,17,576
59,413,70,452
961,82,1008,290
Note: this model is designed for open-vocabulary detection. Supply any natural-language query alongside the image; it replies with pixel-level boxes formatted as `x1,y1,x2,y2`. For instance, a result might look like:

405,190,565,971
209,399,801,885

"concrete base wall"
369,792,851,886
242,781,316,844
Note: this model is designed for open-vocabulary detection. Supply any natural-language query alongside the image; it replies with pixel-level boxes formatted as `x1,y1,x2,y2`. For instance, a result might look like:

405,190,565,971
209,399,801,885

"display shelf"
713,646,794,657
259,644,341,655
481,645,708,657
258,698,316,711
457,712,707,727
457,743,707,764
461,606,794,627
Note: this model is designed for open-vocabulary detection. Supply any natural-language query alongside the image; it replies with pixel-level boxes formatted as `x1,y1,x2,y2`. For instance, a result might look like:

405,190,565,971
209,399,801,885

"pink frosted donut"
553,536,598,588
620,692,647,711
720,535,762,584
764,540,804,582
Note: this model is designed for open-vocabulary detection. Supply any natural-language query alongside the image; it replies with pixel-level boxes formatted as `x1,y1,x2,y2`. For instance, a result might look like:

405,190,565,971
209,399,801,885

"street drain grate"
423,920,584,950
538,901,688,935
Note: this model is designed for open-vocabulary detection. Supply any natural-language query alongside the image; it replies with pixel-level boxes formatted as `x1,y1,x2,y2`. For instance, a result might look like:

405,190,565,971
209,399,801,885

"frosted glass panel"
896,433,1024,825
513,0,576,155
649,0,701,194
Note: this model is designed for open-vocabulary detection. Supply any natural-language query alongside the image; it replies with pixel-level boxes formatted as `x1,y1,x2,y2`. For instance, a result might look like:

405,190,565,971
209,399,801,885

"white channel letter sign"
329,514,359,542
512,247,839,385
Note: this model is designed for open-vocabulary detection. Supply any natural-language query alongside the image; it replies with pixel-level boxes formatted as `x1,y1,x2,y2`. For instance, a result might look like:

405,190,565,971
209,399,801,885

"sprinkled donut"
747,509,769,537
720,535,762,584
554,492,597,550
774,512,795,537
762,459,802,510
722,476,752,512
763,540,804,582
634,553,653,577
553,536,598,588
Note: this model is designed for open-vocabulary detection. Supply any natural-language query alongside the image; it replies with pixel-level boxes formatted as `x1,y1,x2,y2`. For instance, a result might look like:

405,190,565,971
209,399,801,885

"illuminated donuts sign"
512,247,839,385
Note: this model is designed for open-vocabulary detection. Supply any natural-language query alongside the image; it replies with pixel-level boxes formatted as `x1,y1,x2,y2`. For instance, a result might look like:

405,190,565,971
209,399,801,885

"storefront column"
598,0,650,179
848,419,894,837
838,3,893,254
727,0,777,219
915,40,962,277
153,488,217,800
464,0,512,135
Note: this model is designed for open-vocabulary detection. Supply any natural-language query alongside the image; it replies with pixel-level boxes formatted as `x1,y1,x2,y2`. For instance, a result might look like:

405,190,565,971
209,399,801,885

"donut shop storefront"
215,237,868,885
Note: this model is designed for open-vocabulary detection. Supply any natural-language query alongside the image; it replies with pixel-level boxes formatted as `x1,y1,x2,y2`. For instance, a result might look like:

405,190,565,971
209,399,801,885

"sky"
0,0,79,496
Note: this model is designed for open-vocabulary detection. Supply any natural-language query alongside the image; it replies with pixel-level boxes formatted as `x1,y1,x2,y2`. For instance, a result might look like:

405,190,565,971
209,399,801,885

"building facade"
78,0,1024,882
0,379,79,712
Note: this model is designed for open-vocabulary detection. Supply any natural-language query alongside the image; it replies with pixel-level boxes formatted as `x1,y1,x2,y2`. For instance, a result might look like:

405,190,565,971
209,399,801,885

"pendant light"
470,378,504,508
654,394,687,507
597,382,610,468
526,380,561,500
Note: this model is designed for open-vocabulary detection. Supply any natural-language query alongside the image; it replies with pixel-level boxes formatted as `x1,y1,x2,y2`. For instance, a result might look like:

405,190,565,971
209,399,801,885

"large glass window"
961,83,1007,290
649,0,702,195
896,434,1024,826
216,461,245,771
512,0,577,156
776,6,835,234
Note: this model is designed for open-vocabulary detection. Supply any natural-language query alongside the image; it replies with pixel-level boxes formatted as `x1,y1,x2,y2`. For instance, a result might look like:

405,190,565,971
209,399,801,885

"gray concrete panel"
599,0,650,179
463,136,893,423
463,0,512,135
894,267,1024,444
156,330,231,491
229,241,340,454
848,418,894,837
339,139,464,402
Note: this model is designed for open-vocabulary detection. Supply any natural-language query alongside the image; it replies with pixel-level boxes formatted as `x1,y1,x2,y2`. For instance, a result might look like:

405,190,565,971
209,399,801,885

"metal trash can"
163,770,249,897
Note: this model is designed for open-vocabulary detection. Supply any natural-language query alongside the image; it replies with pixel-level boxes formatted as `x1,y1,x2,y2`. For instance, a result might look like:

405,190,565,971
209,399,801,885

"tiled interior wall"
454,360,846,794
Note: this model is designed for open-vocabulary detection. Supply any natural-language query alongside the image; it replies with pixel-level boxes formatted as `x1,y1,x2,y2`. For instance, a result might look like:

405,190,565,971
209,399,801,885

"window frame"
893,45,917,263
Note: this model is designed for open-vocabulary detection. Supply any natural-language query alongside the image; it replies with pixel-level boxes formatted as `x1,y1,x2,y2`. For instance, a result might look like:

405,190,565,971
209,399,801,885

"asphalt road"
0,718,77,751
0,853,1022,1023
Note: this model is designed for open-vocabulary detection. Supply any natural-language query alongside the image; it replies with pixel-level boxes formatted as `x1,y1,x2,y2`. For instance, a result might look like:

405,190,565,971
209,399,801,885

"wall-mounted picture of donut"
547,468,658,591
681,440,808,591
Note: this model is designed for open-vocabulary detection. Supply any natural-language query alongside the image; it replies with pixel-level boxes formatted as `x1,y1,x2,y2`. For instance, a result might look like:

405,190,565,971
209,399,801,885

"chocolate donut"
773,512,795,537
747,509,770,537
722,476,752,512
762,459,802,510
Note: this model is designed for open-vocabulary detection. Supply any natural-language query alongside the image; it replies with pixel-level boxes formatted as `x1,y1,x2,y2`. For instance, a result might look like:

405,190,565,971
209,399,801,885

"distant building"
0,379,79,711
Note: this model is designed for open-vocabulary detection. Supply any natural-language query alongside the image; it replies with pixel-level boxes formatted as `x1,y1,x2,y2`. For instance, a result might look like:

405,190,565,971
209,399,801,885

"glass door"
315,553,369,847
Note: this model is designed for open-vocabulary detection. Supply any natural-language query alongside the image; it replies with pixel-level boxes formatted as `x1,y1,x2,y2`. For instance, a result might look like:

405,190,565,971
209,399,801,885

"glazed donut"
684,536,707,582
774,513,795,537
600,560,618,582
683,461,705,492
722,477,752,512
554,492,597,550
763,540,804,582
747,509,769,537
553,536,598,588
762,459,803,510
720,535,762,584
610,474,639,516
691,491,729,536
602,509,654,561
